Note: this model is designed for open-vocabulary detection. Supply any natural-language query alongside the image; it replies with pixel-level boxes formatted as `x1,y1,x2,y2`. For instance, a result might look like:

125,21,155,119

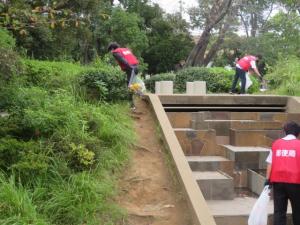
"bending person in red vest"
230,54,263,94
108,42,139,109
265,121,300,225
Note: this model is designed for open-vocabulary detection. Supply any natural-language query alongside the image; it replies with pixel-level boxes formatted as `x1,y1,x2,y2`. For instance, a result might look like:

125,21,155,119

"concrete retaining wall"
145,94,216,225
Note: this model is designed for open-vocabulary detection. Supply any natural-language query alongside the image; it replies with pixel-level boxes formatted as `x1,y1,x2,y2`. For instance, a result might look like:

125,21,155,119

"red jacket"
270,138,300,184
237,55,257,71
112,48,139,71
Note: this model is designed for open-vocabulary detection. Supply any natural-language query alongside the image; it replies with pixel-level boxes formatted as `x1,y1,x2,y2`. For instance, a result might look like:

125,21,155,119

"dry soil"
116,98,192,225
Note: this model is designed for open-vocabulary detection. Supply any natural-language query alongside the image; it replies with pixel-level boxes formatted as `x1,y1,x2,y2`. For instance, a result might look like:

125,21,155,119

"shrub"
79,66,128,102
265,56,300,96
144,73,176,92
0,137,51,184
0,48,23,81
0,29,23,81
175,67,259,93
175,67,233,93
0,28,15,49
21,60,85,91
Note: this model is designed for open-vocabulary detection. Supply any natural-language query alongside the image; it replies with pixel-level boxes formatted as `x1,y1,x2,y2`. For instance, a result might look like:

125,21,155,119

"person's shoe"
130,106,136,112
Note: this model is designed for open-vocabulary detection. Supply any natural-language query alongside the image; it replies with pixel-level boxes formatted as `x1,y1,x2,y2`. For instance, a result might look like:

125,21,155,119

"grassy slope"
0,59,134,225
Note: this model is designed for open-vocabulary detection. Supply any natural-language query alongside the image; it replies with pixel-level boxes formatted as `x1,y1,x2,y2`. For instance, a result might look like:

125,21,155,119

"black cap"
283,121,300,136
107,42,119,51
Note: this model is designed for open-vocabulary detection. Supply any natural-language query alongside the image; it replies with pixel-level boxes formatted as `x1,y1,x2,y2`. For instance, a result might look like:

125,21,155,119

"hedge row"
146,67,260,94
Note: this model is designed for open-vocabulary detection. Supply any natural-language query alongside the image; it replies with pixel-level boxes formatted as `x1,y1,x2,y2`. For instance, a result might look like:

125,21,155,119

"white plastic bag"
248,185,271,225
239,73,253,91
129,76,146,96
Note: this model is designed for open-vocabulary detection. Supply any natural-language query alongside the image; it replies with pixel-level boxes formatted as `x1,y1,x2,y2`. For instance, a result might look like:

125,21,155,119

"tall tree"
119,0,194,73
0,0,113,62
186,0,233,67
238,0,277,38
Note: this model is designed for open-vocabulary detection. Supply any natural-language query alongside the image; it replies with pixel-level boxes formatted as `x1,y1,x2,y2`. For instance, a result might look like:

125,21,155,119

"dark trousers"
125,66,138,107
230,67,246,94
273,182,300,225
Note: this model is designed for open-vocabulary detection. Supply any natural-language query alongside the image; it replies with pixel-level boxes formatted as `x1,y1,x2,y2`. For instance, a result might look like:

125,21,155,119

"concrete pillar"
160,81,173,94
155,81,161,94
186,82,194,95
193,81,206,95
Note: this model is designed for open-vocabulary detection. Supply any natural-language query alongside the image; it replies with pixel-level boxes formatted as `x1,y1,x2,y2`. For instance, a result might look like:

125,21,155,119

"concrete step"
166,112,192,128
208,198,293,225
191,111,291,123
192,120,282,136
229,129,282,147
216,136,230,145
247,169,265,195
164,106,286,112
193,171,234,200
174,128,218,156
192,111,260,121
187,156,234,176
222,145,270,170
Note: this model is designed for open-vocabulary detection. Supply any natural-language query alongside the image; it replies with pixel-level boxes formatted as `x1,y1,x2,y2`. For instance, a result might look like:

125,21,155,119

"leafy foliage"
175,67,260,93
0,28,15,49
141,12,194,74
21,59,86,90
0,28,23,81
79,66,128,102
103,8,148,58
265,56,300,95
144,73,176,92
175,67,233,93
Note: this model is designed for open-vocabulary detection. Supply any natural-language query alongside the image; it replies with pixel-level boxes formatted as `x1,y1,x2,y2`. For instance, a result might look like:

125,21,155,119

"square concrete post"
193,81,206,95
160,81,173,94
186,82,194,95
155,81,161,94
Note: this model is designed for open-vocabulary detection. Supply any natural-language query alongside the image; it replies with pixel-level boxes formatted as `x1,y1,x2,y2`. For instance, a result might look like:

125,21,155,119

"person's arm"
266,163,272,180
265,150,272,186
112,52,131,69
250,60,262,79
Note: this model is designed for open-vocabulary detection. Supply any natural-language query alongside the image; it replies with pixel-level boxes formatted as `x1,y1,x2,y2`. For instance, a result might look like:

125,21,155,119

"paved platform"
223,145,270,170
208,198,292,225
193,171,234,200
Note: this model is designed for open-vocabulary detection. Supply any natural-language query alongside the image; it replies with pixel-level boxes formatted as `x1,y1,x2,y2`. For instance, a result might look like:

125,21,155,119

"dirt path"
116,98,192,225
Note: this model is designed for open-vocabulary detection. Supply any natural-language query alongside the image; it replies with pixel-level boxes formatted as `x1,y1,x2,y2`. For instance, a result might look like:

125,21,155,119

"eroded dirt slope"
116,98,192,225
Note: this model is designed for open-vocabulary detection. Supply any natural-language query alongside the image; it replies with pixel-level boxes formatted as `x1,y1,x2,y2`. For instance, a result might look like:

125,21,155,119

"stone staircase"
167,110,296,225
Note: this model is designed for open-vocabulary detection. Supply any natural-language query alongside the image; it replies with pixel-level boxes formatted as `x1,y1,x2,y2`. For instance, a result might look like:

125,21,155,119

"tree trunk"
185,0,233,67
250,12,258,37
239,14,249,38
186,28,211,67
203,22,230,66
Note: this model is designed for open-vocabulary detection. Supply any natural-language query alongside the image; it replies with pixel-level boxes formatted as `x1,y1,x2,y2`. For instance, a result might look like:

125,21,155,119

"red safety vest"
237,55,257,71
270,139,300,184
112,48,139,70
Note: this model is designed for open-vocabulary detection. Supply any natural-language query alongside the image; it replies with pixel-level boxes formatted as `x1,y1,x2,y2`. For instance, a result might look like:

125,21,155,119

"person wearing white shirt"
229,54,263,94
265,121,300,225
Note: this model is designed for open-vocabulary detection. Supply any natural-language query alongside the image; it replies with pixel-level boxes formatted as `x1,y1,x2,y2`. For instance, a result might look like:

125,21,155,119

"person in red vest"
265,121,300,225
108,42,139,109
229,54,263,94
